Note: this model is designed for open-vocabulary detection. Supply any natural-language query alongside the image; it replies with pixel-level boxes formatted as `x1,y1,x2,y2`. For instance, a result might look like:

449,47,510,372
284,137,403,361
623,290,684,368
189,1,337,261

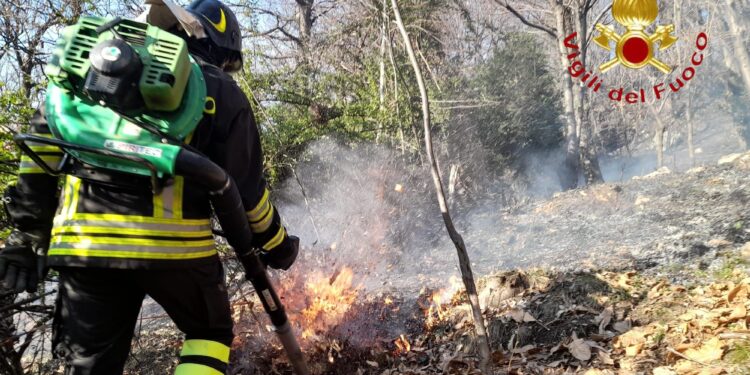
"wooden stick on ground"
388,1,491,373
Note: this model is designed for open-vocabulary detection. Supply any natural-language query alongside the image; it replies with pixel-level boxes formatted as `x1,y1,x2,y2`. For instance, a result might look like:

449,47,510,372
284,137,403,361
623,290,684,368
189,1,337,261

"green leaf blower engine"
14,16,309,375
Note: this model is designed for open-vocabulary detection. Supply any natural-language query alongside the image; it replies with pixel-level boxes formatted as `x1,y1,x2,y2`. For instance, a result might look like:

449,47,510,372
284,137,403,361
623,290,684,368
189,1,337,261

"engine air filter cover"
84,39,144,111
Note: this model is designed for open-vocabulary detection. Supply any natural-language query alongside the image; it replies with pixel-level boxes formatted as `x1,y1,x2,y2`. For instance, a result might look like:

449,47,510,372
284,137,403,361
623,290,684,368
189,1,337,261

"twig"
290,167,321,245
0,291,55,314
718,332,750,340
507,339,518,374
241,80,322,246
494,0,556,39
534,319,551,331
666,347,719,368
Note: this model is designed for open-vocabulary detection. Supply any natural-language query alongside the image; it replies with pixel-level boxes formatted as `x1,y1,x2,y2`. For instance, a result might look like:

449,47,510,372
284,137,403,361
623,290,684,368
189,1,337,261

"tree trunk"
686,91,695,166
390,1,491,373
377,0,388,142
296,0,314,46
551,0,580,190
648,104,667,169
726,0,750,95
655,124,665,168
580,122,604,183
572,2,603,185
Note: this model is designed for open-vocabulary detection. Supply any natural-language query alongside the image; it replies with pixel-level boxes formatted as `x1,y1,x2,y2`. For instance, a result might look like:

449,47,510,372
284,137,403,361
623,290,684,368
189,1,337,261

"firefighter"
0,1,298,374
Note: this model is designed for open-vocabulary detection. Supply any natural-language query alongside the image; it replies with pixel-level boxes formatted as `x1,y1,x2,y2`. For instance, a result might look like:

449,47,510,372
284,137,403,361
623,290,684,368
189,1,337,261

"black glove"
260,235,299,271
0,230,48,293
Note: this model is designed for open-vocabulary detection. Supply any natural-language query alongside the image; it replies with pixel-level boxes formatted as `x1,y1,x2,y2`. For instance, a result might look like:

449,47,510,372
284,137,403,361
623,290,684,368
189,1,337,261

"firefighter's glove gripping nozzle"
0,231,48,293
261,235,299,271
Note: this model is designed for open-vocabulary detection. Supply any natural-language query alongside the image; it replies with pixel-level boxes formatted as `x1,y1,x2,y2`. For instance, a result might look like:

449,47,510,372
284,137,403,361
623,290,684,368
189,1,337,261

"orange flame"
298,267,359,340
425,291,446,328
424,276,463,328
394,334,411,355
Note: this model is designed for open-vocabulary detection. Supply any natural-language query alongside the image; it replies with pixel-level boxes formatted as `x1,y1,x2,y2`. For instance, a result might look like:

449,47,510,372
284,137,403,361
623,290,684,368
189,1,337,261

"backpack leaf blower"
14,16,309,375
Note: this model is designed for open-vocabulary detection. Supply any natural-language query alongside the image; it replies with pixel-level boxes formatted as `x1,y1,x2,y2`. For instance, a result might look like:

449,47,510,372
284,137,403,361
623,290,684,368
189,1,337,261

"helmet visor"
141,0,207,39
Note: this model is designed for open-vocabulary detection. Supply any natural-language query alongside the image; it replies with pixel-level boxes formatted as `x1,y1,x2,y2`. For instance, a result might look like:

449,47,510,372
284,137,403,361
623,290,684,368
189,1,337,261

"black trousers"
52,260,234,375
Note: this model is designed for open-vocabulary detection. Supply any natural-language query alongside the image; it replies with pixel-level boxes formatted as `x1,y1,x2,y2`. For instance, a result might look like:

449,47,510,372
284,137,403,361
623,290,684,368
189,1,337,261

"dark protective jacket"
8,63,289,269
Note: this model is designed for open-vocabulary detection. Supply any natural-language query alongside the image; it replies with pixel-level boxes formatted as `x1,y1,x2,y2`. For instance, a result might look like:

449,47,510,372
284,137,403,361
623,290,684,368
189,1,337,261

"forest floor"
119,151,750,374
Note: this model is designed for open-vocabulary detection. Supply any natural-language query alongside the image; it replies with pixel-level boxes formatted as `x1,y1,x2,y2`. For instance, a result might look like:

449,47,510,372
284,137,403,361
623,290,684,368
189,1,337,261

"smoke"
274,139,449,293
272,112,745,296
598,110,744,182
273,138,570,295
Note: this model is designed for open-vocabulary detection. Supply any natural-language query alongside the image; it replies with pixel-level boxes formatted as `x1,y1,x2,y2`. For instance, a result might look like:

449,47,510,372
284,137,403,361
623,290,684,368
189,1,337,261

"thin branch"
494,0,557,39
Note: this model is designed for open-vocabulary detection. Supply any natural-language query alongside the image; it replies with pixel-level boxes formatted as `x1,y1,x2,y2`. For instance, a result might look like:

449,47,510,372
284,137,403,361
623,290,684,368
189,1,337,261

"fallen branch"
0,291,55,314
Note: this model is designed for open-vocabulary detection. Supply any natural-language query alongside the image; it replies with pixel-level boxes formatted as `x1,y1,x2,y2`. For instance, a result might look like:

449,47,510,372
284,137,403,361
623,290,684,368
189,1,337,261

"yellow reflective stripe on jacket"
47,248,217,260
68,177,82,219
19,155,63,174
153,194,165,219
247,189,270,220
20,154,62,164
19,166,45,174
250,205,274,233
263,226,286,251
56,176,82,219
28,145,61,153
173,177,184,219
153,177,185,219
49,210,216,261
51,235,216,248
52,225,212,238
58,176,80,219
55,213,210,226
49,240,214,253
26,133,60,148
180,340,230,362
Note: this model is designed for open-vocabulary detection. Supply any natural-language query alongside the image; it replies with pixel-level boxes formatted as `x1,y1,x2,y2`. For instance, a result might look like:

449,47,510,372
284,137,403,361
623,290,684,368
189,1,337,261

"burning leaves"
424,290,447,329
394,334,411,355
296,267,359,340
423,276,463,329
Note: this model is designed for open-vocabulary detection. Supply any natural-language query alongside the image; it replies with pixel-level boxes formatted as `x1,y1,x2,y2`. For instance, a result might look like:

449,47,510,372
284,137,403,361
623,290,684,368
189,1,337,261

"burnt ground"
458,153,750,277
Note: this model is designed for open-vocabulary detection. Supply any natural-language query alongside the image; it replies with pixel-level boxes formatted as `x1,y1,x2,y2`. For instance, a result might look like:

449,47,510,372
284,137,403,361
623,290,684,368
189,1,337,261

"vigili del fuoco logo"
563,0,708,104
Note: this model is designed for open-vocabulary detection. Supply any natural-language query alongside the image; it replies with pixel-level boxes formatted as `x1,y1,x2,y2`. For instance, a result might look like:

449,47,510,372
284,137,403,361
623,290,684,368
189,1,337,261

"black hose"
174,149,253,256
174,149,310,375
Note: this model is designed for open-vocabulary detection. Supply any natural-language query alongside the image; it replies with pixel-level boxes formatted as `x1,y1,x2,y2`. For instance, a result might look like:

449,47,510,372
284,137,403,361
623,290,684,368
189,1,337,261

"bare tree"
390,0,491,373
496,0,605,188
725,0,750,95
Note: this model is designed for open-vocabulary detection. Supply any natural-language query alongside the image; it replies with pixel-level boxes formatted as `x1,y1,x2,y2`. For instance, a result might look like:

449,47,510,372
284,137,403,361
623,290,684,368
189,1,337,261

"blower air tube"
174,149,311,375
174,149,253,256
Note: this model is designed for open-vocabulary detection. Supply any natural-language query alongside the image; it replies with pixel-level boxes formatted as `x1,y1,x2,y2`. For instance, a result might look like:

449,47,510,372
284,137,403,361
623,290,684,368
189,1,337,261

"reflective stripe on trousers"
175,339,230,375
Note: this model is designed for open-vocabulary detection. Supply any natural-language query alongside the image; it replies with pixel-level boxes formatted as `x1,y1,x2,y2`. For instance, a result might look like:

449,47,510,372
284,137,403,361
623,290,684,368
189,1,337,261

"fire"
298,267,359,340
424,275,463,328
425,291,446,328
394,334,411,355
